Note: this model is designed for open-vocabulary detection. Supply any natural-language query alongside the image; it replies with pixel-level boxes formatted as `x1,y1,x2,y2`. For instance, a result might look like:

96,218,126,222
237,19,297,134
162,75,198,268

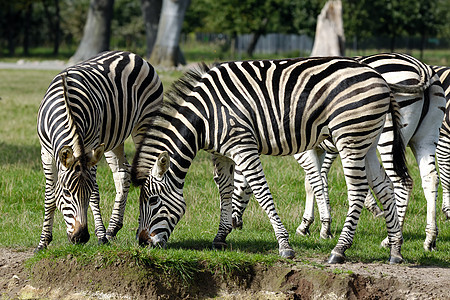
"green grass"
0,67,449,272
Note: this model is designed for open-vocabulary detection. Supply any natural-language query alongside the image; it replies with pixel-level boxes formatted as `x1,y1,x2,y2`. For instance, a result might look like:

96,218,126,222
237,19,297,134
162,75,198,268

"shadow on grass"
167,238,281,255
0,142,41,167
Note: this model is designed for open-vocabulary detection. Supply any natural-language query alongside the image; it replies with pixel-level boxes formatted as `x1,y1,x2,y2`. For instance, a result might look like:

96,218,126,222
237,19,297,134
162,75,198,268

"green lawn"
0,66,449,271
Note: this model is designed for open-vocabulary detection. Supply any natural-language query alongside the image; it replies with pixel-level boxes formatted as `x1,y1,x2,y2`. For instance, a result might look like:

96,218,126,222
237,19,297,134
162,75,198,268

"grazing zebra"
131,57,411,264
433,66,450,220
231,53,446,251
35,51,163,252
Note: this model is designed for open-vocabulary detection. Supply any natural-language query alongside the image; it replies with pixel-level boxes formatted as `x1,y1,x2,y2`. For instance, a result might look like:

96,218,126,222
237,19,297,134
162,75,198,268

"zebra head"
136,151,183,248
55,73,105,244
56,143,105,244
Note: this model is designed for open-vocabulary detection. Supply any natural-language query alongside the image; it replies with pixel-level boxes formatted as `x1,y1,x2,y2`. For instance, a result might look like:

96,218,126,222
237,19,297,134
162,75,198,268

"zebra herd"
35,50,449,264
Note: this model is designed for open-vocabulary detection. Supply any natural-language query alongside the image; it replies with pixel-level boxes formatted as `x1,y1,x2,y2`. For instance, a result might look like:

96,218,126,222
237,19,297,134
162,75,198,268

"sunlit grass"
0,68,449,270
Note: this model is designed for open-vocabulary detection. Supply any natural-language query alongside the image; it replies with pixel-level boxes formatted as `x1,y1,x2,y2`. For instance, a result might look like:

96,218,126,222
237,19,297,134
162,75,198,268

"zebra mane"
131,62,212,186
60,72,86,167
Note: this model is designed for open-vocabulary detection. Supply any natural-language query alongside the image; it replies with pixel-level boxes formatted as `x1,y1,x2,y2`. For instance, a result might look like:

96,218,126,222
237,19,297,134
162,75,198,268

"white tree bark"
310,0,345,57
69,0,115,65
149,0,190,67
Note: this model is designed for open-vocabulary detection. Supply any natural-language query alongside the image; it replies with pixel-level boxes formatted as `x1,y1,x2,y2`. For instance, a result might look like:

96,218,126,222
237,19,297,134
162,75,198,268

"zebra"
231,53,446,251
35,50,163,252
360,66,450,236
434,66,450,220
131,57,411,264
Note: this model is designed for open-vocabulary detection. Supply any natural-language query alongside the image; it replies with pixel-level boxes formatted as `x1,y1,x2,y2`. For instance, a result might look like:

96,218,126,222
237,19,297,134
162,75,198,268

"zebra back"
38,51,163,160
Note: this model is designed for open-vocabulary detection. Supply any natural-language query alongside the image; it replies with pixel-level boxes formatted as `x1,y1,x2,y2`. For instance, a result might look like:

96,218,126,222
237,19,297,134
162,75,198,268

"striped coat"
36,51,163,251
132,57,410,263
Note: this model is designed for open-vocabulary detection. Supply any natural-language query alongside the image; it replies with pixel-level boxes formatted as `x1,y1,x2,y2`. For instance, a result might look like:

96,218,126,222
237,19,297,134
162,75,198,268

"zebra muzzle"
138,229,167,248
68,221,90,244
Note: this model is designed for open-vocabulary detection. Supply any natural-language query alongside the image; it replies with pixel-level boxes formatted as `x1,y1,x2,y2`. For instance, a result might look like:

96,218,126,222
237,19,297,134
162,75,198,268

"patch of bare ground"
1,247,449,299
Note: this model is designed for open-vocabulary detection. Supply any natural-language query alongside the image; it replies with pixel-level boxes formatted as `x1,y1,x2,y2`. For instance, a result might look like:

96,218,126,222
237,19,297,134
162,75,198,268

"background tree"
111,0,146,52
42,0,61,55
310,0,345,56
141,0,162,59
186,0,324,57
149,0,191,67
69,0,115,64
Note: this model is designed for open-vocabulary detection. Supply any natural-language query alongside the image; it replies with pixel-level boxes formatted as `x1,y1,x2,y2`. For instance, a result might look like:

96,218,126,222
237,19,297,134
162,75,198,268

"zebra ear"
151,151,170,179
87,144,105,168
59,145,76,169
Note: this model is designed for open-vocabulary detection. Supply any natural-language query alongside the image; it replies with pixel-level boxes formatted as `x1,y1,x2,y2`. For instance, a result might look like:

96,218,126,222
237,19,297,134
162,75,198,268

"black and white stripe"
434,65,450,220
131,57,410,263
36,51,163,251
232,53,446,252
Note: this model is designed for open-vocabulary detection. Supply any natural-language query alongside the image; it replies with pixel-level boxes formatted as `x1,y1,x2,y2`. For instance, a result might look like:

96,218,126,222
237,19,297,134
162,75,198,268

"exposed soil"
1,247,449,299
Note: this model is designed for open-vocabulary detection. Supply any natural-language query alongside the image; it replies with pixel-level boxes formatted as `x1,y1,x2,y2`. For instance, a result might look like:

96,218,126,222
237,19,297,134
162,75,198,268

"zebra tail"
389,93,413,189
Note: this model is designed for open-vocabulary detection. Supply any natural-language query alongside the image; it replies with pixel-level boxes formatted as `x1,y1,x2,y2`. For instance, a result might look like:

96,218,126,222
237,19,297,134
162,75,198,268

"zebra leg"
437,133,450,220
366,148,404,264
35,150,57,252
212,155,235,250
88,169,108,245
364,192,384,218
328,147,403,265
231,166,253,230
297,177,315,236
104,144,131,240
409,144,439,251
233,151,295,259
327,155,369,264
295,149,332,239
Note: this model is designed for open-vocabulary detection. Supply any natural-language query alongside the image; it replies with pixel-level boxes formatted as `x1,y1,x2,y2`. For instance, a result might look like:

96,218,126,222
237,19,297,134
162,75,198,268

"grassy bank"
0,67,449,274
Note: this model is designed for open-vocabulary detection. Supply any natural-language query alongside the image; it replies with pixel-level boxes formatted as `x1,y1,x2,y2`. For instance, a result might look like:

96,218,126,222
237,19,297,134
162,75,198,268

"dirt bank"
1,247,449,299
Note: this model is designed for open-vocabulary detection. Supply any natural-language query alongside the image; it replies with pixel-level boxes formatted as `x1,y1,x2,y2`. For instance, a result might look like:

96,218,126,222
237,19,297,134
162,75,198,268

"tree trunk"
69,0,115,64
43,0,61,55
6,4,19,56
141,0,162,59
246,18,268,57
149,0,191,67
53,0,61,55
310,0,345,57
23,3,32,56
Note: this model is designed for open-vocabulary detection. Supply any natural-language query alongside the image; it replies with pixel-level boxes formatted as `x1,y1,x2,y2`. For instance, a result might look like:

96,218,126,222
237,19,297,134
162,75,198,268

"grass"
0,59,449,275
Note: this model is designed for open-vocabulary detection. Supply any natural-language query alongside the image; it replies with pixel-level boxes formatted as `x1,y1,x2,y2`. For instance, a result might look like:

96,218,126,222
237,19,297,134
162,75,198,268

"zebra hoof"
388,255,403,265
442,209,450,220
320,229,333,239
105,233,116,242
423,240,437,252
98,236,109,245
232,217,243,230
296,226,310,236
33,245,47,254
279,248,295,259
380,237,390,249
212,241,227,250
327,252,345,264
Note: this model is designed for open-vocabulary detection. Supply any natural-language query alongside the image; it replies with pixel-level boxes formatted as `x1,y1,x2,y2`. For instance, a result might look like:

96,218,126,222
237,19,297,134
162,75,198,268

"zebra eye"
63,189,71,198
148,196,159,205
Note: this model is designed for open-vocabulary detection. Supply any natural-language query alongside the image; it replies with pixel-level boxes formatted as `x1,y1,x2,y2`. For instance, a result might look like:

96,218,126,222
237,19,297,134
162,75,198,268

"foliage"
111,0,146,52
185,0,324,36
1,0,448,57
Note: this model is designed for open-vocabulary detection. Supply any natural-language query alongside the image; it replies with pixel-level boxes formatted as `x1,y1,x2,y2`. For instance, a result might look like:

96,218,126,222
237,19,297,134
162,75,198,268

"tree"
43,0,61,55
186,0,324,57
69,0,115,64
149,0,191,67
141,0,162,59
310,0,345,56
